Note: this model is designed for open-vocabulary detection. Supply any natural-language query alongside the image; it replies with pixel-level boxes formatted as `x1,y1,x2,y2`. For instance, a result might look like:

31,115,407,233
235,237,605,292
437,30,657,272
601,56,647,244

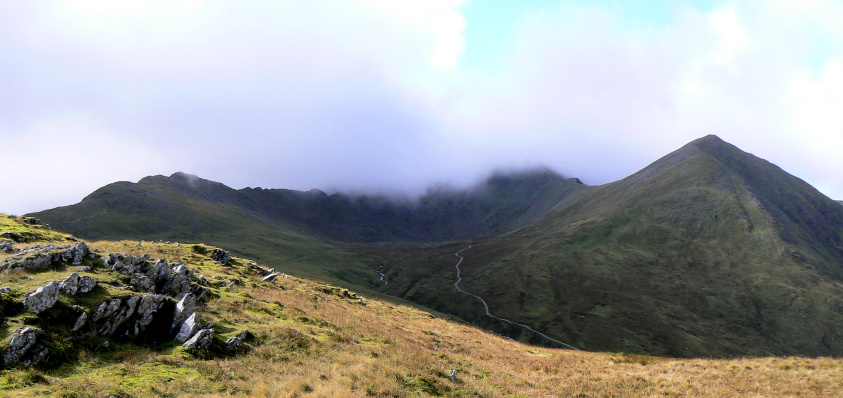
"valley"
29,135,843,359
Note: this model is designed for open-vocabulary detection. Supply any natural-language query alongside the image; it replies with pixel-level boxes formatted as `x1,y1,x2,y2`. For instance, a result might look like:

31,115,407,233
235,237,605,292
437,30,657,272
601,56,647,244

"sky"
2,0,843,215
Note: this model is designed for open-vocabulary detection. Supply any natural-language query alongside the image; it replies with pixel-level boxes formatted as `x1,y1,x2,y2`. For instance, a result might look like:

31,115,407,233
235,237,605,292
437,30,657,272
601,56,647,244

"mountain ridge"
28,135,843,358
361,135,843,357
37,168,584,243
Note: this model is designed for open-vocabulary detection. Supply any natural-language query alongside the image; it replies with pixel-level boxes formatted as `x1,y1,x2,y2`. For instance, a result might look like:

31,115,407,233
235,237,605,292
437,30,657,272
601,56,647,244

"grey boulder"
23,281,60,314
182,328,214,349
2,327,42,366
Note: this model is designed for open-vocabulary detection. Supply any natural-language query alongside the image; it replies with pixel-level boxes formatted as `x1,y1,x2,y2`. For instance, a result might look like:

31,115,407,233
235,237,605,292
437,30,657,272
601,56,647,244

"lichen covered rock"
2,327,42,366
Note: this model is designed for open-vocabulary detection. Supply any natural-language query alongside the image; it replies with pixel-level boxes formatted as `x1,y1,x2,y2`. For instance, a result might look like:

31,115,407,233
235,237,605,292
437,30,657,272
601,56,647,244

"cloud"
1,0,843,215
438,1,843,199
1,115,166,214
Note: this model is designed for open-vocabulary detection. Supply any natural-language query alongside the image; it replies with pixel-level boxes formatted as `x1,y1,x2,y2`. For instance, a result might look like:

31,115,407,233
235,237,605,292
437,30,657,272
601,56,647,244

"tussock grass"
4,215,843,396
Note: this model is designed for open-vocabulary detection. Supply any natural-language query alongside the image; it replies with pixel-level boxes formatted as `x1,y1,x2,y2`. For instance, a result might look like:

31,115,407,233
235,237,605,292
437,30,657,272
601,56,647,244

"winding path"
453,245,579,350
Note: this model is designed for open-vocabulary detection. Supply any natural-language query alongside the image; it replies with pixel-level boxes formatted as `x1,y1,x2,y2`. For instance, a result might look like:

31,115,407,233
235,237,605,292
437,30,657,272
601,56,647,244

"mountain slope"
373,135,843,357
28,135,843,358
33,169,582,244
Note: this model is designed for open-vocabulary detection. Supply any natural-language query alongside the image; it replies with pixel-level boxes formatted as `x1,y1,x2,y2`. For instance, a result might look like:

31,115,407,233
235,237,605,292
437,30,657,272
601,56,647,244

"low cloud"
2,1,842,215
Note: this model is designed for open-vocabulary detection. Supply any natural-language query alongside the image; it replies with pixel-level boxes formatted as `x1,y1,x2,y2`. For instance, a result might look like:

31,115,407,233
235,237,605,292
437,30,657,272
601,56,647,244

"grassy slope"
36,169,582,244
4,216,843,397
372,137,843,358
25,179,384,291
29,170,587,323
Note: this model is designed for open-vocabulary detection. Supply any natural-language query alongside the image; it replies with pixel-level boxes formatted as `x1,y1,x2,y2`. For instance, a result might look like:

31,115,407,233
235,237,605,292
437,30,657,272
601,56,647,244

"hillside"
29,135,843,359
30,169,581,292
366,136,843,357
4,215,843,397
34,169,582,243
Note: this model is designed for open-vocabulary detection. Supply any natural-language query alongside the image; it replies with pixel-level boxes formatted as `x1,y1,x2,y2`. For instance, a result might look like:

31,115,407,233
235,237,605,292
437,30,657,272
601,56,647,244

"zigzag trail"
453,245,579,350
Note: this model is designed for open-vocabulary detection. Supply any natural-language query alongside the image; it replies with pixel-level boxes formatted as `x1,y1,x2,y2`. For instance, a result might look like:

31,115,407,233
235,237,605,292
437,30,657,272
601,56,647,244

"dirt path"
453,245,578,350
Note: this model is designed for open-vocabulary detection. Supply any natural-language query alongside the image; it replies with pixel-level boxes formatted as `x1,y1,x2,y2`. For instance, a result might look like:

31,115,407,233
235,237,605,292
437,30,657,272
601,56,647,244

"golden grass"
2,230,843,396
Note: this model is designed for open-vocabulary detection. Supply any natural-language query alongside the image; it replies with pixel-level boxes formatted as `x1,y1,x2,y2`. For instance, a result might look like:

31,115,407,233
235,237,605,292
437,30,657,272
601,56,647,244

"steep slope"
374,135,843,357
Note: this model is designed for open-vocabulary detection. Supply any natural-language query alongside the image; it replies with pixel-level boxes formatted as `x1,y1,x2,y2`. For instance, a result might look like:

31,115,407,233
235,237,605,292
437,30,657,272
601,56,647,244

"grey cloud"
2,1,843,215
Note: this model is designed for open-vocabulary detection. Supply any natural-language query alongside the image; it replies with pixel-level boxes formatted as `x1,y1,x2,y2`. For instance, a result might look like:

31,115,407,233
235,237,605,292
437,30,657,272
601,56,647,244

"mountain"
373,135,843,357
30,135,843,358
31,168,582,292
34,169,581,243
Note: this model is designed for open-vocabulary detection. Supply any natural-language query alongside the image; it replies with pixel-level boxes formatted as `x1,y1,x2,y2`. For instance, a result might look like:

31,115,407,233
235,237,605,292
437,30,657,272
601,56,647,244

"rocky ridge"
1,242,91,272
1,238,251,368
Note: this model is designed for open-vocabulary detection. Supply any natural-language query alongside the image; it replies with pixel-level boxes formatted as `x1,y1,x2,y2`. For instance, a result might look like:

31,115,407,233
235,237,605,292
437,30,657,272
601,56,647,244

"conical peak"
690,134,725,145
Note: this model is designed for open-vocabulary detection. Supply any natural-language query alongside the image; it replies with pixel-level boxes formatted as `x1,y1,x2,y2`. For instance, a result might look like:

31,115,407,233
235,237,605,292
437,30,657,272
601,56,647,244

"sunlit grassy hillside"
3,214,843,397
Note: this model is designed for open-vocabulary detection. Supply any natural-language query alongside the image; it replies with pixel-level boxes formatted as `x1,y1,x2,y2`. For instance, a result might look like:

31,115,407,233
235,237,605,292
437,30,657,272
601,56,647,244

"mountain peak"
686,134,738,155
690,134,725,145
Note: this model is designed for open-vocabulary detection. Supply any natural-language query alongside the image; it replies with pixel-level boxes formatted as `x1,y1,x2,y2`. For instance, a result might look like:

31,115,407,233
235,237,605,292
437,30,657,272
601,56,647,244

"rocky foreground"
1,217,252,369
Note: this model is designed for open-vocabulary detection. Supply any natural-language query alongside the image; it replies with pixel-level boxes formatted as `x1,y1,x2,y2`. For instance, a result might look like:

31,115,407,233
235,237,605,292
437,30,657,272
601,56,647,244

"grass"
3,216,843,396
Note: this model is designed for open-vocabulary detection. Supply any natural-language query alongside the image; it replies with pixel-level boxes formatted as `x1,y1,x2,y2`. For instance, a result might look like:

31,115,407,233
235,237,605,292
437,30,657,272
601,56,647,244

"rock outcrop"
175,312,201,343
0,242,91,271
0,232,22,242
172,293,196,332
92,298,122,323
0,241,12,253
24,273,97,315
183,327,214,349
134,294,166,335
78,275,97,293
99,295,141,336
225,330,251,349
23,281,60,314
72,312,88,332
59,272,95,295
2,328,44,367
2,243,243,369
103,253,150,275
211,248,231,265
75,294,169,340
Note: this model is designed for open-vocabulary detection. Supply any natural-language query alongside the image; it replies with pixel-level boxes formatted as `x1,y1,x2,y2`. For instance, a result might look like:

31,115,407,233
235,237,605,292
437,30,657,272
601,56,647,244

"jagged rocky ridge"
1,244,252,368
1,242,92,271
